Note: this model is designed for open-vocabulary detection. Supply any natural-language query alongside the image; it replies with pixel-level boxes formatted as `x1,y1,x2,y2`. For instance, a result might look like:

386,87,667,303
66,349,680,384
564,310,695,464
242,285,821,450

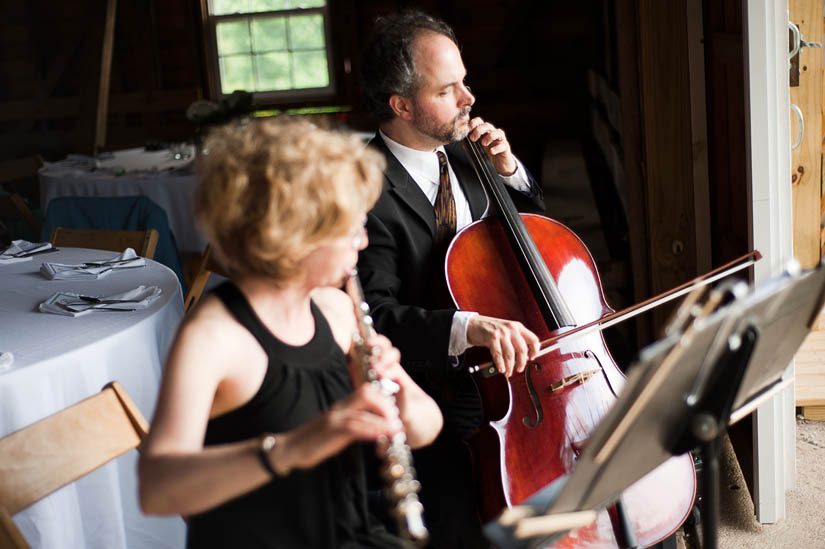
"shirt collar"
379,129,446,186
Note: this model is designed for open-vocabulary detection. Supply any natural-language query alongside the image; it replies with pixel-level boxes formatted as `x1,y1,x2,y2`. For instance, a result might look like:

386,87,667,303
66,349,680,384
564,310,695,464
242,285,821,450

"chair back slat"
0,194,40,238
183,244,228,313
0,383,146,516
50,227,159,259
0,156,43,187
0,506,29,549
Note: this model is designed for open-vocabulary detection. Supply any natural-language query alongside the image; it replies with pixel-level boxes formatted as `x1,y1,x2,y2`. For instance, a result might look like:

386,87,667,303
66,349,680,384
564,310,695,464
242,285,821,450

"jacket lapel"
369,135,437,237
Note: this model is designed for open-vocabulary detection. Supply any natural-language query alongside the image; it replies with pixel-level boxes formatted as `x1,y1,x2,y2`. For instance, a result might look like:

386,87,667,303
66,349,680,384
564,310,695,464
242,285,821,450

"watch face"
261,434,276,452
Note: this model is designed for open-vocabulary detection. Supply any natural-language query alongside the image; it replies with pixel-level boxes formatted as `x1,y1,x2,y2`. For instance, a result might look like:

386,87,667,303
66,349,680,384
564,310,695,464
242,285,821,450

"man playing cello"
358,9,545,546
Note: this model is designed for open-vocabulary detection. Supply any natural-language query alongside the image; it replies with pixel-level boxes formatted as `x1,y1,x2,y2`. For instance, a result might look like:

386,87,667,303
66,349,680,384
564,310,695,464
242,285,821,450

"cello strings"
463,138,573,328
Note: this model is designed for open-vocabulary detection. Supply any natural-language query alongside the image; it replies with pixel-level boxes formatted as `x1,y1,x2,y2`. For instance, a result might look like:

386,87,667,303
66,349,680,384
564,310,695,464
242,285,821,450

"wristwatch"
257,433,280,478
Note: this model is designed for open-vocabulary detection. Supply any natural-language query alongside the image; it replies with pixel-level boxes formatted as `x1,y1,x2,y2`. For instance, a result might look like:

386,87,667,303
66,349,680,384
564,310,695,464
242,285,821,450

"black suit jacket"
358,135,545,386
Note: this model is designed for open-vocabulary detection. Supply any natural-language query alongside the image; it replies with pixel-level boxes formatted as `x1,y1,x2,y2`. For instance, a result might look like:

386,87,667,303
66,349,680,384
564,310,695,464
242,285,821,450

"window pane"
293,0,325,7
252,16,287,51
221,55,255,93
251,0,290,10
292,50,328,88
257,52,292,90
216,20,251,55
211,0,250,16
288,14,325,50
212,0,324,15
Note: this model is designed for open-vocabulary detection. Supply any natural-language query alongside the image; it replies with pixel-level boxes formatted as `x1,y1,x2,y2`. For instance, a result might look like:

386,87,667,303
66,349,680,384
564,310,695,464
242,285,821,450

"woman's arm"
139,384,400,516
138,299,400,516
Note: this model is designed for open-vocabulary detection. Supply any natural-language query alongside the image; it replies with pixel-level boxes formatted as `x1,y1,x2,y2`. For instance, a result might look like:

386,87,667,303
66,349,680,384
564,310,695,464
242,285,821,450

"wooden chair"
0,194,40,239
183,244,228,313
0,156,44,188
50,227,159,259
0,382,149,549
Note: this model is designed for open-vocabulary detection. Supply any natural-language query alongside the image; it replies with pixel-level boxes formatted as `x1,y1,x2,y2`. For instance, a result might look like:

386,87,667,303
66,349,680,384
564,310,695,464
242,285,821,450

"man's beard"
412,106,472,144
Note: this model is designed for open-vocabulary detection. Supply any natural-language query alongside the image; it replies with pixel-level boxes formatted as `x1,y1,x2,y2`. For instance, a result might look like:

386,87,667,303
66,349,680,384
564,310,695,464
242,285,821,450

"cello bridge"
548,369,601,393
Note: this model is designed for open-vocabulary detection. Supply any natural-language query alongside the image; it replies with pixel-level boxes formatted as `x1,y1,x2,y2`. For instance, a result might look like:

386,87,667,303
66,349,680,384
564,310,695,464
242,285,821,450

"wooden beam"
94,0,118,154
686,0,712,275
637,0,700,329
0,89,199,123
615,0,651,346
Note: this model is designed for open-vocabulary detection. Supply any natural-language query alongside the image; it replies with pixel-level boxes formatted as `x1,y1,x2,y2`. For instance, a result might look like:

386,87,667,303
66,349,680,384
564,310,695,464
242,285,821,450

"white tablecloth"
0,248,186,549
39,155,206,254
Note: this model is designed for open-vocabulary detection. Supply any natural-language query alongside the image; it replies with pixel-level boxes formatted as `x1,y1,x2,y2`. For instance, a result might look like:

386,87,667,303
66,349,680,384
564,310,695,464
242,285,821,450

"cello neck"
462,137,576,328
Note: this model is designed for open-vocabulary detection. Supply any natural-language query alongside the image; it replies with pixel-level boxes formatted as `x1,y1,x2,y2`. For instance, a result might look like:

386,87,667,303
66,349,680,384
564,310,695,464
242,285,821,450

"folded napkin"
40,248,145,280
41,154,97,173
0,352,13,371
38,285,163,317
95,145,195,172
0,240,54,264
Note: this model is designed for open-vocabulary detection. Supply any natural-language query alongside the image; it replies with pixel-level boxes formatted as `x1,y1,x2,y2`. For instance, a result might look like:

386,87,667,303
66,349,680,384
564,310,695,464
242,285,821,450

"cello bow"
468,250,762,375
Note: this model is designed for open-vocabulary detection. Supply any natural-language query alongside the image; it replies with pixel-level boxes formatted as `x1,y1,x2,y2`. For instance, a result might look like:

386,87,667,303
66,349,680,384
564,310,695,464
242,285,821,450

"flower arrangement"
187,91,254,147
186,90,254,125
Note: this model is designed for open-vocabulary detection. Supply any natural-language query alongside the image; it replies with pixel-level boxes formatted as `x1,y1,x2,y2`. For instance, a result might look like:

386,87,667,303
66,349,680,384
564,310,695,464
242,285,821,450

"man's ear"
388,94,414,121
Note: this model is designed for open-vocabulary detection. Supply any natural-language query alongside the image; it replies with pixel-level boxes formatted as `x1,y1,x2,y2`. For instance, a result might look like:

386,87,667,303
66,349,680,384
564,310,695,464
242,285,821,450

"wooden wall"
0,0,203,160
342,1,602,175
587,0,752,345
704,0,749,266
0,0,600,173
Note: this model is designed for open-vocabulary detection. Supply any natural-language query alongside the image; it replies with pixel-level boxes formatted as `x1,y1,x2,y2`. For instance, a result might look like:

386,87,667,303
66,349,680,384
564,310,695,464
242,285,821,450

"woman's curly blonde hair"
195,117,384,284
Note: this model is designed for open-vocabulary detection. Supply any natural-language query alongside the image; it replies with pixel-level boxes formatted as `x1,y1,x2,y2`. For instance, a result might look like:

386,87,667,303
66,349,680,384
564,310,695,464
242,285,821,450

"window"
206,0,333,100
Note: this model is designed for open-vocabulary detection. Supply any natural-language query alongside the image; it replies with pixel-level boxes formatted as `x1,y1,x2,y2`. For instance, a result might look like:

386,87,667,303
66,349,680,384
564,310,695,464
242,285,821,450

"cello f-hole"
522,363,543,428
585,350,620,398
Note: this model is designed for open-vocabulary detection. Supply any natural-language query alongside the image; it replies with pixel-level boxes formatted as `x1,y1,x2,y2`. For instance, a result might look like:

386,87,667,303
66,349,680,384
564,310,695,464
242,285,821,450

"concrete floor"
700,418,825,548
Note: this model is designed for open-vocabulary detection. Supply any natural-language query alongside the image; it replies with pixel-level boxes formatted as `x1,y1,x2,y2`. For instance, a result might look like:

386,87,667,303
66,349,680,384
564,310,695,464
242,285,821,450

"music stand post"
670,324,759,549
484,260,825,549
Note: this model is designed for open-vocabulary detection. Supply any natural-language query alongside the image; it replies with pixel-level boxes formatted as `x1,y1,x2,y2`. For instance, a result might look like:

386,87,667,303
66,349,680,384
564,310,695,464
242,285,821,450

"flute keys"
388,477,422,498
387,462,406,479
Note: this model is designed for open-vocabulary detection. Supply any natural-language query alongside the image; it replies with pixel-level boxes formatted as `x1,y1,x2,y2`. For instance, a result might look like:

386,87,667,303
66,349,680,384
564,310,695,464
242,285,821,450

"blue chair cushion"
41,196,186,291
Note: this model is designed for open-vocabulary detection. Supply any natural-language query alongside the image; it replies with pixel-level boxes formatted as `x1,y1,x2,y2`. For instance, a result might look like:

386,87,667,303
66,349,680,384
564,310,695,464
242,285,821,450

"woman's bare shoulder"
173,293,258,364
310,287,355,349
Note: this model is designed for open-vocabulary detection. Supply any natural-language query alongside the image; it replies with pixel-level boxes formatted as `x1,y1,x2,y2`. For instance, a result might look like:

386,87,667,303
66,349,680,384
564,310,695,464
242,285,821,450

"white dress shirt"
378,130,532,356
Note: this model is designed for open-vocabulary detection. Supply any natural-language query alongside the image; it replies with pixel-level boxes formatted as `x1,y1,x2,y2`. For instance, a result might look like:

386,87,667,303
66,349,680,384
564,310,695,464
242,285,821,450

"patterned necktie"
434,151,457,249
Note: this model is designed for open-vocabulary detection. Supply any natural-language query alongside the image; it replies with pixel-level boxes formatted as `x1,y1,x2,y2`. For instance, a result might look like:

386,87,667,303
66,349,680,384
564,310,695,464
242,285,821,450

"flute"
345,270,429,545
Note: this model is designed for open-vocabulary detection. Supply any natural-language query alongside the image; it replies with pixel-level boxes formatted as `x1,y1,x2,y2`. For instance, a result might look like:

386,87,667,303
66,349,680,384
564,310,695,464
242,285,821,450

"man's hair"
195,117,384,283
360,9,458,122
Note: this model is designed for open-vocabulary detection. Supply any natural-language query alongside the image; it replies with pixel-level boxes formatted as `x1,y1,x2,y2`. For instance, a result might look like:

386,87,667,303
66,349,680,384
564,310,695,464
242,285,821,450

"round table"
0,248,186,549
39,159,206,254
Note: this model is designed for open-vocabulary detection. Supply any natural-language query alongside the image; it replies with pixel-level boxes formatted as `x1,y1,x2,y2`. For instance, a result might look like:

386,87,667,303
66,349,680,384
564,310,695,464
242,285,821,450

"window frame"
201,2,337,103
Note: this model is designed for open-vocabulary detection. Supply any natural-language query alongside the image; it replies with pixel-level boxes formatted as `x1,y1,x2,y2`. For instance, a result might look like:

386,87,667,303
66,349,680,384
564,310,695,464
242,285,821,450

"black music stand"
484,260,825,549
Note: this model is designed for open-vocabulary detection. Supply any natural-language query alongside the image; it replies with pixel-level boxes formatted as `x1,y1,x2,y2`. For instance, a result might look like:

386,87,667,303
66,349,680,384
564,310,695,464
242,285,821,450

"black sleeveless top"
186,282,400,549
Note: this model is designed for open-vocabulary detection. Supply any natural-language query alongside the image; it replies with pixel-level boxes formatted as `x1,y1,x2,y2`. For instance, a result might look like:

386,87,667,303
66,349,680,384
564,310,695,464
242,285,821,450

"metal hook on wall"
790,103,804,150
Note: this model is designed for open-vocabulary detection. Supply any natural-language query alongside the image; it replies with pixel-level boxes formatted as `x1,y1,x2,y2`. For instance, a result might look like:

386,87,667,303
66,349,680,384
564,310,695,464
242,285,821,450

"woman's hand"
274,383,399,474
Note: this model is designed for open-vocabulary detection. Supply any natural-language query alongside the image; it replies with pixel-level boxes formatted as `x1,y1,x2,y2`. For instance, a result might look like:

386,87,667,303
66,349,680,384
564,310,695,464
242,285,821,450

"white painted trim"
743,0,795,524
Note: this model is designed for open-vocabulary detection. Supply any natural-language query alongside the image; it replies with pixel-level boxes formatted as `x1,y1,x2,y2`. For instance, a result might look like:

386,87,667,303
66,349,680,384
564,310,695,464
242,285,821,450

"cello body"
446,214,696,547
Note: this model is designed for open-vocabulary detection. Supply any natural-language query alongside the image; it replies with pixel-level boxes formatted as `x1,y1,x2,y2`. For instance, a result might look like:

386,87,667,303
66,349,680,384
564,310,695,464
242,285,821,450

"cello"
445,137,698,547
